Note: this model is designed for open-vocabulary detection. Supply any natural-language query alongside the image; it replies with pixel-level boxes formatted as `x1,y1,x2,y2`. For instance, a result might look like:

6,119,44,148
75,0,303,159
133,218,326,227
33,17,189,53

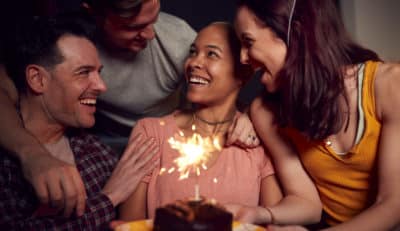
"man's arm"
1,192,115,230
0,132,158,230
0,64,87,216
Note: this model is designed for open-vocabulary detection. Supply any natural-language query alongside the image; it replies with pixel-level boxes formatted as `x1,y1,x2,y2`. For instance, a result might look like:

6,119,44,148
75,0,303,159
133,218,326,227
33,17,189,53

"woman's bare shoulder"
374,62,400,120
375,62,400,80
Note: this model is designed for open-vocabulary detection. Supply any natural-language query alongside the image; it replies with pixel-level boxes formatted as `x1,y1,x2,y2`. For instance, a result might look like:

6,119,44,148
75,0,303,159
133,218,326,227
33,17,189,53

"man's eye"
78,70,90,76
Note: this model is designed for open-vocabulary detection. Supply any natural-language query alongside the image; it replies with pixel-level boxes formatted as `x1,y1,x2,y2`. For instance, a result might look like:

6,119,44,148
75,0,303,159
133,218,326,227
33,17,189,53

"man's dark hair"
3,13,96,93
82,0,146,18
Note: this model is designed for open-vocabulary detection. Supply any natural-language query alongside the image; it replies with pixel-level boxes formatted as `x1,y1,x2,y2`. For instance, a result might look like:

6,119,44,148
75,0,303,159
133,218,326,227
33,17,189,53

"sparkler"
167,125,221,201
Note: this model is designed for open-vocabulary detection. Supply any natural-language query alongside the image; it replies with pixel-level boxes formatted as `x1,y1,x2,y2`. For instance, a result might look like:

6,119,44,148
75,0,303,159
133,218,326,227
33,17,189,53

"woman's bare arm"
250,97,322,225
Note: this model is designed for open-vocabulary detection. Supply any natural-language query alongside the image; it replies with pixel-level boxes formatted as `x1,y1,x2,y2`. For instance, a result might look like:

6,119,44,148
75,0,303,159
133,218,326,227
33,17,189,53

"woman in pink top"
119,22,282,221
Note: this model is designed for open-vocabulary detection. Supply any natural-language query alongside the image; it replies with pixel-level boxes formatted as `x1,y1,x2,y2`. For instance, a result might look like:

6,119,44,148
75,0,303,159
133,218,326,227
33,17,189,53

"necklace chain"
191,112,235,137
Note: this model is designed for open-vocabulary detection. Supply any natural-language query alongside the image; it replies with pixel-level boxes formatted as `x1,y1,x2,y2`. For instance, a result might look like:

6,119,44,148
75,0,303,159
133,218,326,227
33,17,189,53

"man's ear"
25,65,49,94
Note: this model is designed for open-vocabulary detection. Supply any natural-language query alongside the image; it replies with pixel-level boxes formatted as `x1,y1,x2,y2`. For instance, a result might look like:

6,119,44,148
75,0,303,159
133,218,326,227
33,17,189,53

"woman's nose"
188,54,204,69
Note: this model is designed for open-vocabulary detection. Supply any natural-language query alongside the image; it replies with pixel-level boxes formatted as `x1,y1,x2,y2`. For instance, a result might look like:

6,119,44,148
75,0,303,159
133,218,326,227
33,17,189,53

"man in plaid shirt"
0,15,158,230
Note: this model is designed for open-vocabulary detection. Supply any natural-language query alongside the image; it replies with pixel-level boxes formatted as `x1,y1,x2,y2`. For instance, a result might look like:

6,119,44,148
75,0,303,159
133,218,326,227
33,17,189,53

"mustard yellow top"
284,61,381,225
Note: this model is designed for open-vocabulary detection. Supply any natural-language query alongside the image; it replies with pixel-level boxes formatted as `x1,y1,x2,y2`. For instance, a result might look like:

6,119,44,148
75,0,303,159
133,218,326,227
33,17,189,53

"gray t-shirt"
95,12,196,136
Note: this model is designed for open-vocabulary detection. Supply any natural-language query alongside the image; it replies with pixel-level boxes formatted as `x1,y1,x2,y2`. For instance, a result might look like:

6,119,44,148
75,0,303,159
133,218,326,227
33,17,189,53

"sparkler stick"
194,184,200,201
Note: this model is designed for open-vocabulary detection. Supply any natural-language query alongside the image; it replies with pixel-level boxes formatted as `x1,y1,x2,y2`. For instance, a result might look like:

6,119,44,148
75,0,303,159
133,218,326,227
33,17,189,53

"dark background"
160,1,236,31
0,0,236,33
0,0,340,31
0,0,236,64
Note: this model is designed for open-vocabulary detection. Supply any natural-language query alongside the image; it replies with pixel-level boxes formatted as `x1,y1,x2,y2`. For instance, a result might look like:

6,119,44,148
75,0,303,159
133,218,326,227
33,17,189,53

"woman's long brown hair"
237,0,380,140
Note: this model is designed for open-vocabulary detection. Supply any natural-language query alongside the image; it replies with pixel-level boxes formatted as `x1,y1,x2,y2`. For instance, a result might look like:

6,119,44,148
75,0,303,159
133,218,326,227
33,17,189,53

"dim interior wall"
340,0,400,61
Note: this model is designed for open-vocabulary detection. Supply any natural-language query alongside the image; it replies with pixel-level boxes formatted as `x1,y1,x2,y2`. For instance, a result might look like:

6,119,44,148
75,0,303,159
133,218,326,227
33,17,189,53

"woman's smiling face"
234,5,287,92
184,23,242,107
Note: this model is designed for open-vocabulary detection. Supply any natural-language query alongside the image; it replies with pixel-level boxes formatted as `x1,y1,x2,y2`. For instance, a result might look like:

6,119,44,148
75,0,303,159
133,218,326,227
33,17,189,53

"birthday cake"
153,200,232,231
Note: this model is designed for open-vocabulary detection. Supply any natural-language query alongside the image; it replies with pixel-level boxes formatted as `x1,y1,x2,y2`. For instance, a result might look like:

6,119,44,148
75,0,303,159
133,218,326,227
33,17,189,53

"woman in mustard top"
227,0,400,230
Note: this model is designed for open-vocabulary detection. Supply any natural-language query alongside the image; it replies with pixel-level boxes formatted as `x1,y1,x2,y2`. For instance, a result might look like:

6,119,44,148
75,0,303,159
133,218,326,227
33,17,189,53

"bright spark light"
168,131,221,180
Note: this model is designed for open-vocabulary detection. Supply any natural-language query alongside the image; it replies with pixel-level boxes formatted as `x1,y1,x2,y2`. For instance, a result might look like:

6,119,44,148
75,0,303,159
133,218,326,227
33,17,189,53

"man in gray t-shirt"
82,0,196,153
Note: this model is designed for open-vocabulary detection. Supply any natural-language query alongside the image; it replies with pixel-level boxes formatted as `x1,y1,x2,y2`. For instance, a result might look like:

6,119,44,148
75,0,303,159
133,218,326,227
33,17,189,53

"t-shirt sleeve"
254,146,275,179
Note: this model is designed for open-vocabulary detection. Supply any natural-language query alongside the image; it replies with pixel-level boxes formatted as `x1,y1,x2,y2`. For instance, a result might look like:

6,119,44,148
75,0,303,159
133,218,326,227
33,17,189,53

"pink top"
131,112,274,218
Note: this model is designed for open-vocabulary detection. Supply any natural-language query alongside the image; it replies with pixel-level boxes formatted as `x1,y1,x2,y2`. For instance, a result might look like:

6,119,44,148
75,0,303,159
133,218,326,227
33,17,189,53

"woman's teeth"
189,76,210,85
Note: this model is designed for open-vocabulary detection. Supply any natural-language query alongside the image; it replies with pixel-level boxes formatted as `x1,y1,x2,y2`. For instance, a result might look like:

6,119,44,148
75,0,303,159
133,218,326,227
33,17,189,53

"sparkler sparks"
167,131,221,180
161,122,222,201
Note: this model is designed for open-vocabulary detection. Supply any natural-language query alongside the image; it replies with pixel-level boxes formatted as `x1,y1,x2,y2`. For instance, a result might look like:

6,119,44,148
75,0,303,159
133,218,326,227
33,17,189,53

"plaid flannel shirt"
0,130,119,230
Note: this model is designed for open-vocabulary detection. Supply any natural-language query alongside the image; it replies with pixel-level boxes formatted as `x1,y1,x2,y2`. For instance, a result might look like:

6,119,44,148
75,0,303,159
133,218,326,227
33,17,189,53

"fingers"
228,123,258,148
34,165,87,218
226,114,260,148
102,134,159,205
46,175,64,210
237,127,251,146
32,177,49,205
60,173,77,217
120,133,144,161
131,138,159,177
124,134,158,166
137,145,159,175
244,133,260,147
48,166,87,217
22,151,87,217
141,157,160,176
62,167,87,217
73,176,87,217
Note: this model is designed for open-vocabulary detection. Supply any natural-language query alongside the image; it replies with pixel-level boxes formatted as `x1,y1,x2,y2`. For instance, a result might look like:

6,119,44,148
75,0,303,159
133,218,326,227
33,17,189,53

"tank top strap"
362,61,380,121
